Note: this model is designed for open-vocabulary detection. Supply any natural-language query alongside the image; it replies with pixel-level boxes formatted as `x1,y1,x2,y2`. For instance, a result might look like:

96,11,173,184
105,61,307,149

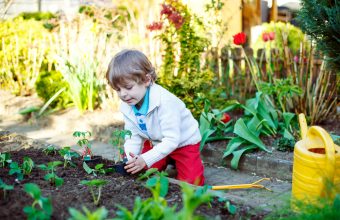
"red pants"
142,140,205,186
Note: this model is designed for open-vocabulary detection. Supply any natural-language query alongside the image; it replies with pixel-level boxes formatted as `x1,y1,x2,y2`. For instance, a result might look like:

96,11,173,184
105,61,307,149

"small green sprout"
58,146,80,168
38,161,64,187
80,179,108,206
9,162,24,181
0,178,14,199
68,206,108,220
42,145,58,156
22,156,35,175
0,152,11,168
23,183,53,220
109,129,132,162
73,131,93,159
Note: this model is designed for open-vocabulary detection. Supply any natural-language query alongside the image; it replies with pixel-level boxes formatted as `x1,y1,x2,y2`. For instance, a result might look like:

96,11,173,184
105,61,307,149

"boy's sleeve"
123,116,143,160
141,98,181,167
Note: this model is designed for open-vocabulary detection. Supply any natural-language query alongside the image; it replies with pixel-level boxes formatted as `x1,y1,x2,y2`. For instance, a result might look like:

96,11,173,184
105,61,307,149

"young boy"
106,49,204,185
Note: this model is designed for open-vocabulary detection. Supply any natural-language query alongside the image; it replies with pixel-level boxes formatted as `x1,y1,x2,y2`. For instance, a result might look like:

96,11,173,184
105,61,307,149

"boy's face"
116,79,150,107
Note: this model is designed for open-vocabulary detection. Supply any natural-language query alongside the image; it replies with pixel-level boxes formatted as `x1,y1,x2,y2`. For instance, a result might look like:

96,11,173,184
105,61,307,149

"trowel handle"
298,113,308,139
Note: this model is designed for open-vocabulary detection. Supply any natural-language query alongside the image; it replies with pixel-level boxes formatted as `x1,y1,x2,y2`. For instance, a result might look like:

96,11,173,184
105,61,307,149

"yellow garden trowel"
208,178,272,191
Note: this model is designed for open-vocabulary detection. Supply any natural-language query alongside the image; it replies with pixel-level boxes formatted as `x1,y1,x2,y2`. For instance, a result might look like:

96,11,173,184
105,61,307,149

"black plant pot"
108,158,129,176
83,155,102,169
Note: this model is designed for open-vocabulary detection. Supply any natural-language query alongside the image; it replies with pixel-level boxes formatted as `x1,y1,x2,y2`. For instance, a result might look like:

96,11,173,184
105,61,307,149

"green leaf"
146,177,157,188
81,179,107,187
18,106,40,115
137,168,158,180
230,145,257,169
283,129,295,140
282,112,295,129
24,183,41,199
226,201,237,214
55,177,64,187
200,129,216,151
159,176,169,197
223,137,245,158
234,119,270,152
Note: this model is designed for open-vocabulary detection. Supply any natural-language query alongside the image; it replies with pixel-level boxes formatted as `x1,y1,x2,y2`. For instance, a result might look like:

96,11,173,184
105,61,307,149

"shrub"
0,17,51,95
35,71,71,109
297,0,340,71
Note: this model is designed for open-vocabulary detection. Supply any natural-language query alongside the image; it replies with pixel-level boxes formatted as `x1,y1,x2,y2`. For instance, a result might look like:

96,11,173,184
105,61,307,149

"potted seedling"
109,129,132,175
73,131,102,168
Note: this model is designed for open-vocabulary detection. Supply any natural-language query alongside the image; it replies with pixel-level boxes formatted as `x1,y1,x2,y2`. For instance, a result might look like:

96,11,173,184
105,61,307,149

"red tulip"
221,113,231,123
146,21,163,31
233,32,247,45
262,33,270,42
269,32,275,41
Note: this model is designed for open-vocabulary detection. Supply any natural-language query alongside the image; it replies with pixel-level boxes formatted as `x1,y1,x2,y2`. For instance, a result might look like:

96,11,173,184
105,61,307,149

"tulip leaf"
234,118,270,152
223,137,245,158
231,145,257,169
200,129,216,151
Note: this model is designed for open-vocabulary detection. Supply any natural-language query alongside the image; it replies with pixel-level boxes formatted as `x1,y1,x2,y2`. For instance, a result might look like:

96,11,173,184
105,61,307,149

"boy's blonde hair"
106,49,157,90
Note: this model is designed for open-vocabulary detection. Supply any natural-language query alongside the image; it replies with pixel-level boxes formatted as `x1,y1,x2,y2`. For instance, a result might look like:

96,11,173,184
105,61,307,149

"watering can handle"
308,126,336,182
299,113,308,139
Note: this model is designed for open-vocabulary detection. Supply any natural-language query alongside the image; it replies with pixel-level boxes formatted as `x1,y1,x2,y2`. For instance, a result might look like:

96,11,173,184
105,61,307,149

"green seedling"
22,156,35,175
9,162,24,181
80,179,108,206
23,183,53,220
82,162,97,177
68,206,108,220
73,131,93,159
38,161,64,187
0,152,11,168
0,178,14,199
58,146,80,168
42,145,58,156
109,129,132,162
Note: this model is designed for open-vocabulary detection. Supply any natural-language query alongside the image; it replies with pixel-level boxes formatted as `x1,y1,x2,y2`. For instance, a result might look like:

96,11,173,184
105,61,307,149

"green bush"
297,0,340,71
0,17,51,95
15,12,56,21
35,71,71,109
252,21,306,56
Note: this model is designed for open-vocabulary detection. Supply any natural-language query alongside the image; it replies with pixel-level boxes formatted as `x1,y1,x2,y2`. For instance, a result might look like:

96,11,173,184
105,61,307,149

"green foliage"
73,131,92,158
9,162,23,181
35,71,71,109
199,99,236,150
0,152,11,168
38,161,64,187
80,179,108,206
152,0,213,119
253,21,306,56
274,137,295,152
42,145,58,156
23,183,53,220
109,129,132,162
22,156,35,175
16,12,56,21
58,146,80,168
200,92,298,169
260,77,302,113
0,178,14,199
68,206,108,220
116,170,216,219
297,0,340,71
0,17,51,95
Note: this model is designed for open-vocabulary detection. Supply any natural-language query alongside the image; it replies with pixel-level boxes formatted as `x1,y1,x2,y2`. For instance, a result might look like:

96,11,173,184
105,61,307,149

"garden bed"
0,144,266,219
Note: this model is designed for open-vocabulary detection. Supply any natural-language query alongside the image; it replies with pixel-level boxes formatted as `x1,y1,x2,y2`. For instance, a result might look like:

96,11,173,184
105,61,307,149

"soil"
0,148,266,220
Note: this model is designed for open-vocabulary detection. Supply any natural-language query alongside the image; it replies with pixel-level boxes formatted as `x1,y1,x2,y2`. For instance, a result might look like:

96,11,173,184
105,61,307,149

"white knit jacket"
120,83,201,168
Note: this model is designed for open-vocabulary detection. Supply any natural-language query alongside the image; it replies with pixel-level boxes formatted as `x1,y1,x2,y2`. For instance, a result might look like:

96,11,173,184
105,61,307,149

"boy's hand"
125,152,146,174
